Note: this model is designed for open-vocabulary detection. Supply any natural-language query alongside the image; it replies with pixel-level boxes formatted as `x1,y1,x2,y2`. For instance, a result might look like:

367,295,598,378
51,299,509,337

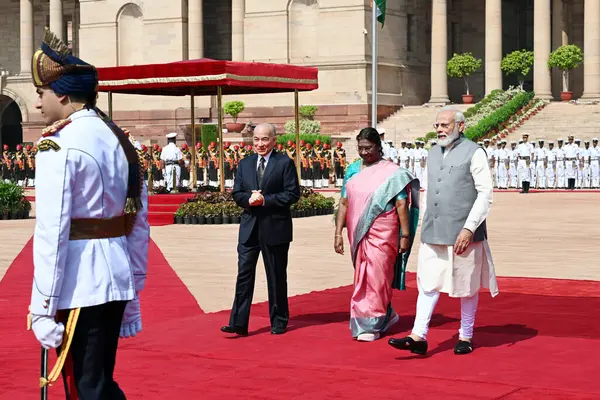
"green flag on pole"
375,0,386,26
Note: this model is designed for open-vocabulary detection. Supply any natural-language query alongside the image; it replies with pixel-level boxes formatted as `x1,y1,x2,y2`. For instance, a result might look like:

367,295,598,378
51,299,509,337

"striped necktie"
257,157,266,187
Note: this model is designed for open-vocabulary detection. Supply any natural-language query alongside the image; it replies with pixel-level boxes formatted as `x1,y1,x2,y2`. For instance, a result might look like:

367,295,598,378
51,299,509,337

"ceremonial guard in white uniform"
574,139,583,187
160,132,183,192
27,29,149,399
564,135,579,190
483,139,495,187
516,134,534,193
555,139,566,188
581,141,592,188
591,138,600,188
546,141,557,188
508,141,518,188
398,141,410,170
495,140,509,189
535,139,547,189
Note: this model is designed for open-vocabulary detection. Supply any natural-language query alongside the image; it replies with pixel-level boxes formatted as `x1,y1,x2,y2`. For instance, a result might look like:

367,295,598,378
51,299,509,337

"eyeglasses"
433,122,453,130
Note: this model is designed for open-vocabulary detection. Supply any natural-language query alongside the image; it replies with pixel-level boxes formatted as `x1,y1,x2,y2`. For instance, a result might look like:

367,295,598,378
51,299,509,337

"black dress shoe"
454,340,474,355
220,325,248,336
270,327,286,335
388,336,428,355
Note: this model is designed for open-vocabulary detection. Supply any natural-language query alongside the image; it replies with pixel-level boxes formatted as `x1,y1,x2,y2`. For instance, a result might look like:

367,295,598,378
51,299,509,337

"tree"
446,52,483,95
548,44,584,93
223,100,245,123
500,50,534,90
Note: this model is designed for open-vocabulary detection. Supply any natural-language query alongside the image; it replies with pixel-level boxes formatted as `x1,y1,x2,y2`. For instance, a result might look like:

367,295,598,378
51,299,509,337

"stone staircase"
509,102,600,142
376,104,471,146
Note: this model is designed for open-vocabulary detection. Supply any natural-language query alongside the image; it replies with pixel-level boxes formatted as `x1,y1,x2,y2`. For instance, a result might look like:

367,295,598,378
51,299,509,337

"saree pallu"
344,161,420,337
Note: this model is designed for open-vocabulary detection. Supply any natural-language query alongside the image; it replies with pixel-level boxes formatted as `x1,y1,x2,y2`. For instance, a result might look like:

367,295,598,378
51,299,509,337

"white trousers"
517,159,531,183
556,162,565,188
412,290,479,340
509,163,518,187
165,164,181,191
545,166,556,188
536,164,546,188
591,160,600,187
497,163,508,188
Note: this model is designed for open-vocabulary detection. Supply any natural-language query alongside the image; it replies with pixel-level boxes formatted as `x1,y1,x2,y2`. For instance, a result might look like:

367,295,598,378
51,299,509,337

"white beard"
438,127,461,148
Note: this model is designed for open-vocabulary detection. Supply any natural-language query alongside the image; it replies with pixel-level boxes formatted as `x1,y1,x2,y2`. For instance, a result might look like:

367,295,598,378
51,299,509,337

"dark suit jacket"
232,151,301,245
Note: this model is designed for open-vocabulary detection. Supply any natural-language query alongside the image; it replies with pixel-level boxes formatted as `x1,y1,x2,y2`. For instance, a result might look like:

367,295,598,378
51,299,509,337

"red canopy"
96,58,318,96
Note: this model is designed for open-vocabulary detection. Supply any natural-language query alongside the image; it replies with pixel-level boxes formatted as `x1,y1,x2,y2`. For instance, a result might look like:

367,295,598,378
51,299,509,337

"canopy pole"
108,92,113,119
294,90,301,181
190,89,197,191
217,86,225,192
371,4,378,128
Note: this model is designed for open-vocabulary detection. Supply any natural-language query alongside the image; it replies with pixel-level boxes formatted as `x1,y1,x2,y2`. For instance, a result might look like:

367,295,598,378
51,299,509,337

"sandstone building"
0,0,598,148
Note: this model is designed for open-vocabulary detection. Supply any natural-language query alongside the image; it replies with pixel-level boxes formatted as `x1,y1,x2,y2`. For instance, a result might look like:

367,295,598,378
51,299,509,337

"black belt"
165,161,179,166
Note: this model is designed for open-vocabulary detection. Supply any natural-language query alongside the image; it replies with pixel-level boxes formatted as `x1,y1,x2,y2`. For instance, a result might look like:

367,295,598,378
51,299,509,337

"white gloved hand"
31,315,65,349
120,296,142,338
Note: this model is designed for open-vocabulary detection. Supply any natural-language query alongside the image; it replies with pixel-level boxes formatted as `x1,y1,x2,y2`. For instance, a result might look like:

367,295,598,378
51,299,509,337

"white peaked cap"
166,132,177,139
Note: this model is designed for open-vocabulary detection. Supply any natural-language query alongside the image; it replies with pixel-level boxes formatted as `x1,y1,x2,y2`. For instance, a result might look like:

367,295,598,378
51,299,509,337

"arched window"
117,3,144,66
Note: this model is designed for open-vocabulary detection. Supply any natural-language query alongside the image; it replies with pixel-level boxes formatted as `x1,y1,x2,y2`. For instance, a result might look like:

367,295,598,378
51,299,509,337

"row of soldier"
137,132,350,192
484,134,600,191
1,144,37,187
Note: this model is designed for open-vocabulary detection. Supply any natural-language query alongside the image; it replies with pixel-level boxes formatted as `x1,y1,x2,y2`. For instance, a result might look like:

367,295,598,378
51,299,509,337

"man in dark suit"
221,123,300,336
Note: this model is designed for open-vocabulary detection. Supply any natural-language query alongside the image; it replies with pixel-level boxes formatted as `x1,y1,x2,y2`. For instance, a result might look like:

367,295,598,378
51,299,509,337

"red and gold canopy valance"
97,58,319,96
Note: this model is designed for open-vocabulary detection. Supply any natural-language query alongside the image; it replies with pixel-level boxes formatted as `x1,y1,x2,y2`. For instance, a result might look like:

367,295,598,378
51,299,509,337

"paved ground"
2,193,598,313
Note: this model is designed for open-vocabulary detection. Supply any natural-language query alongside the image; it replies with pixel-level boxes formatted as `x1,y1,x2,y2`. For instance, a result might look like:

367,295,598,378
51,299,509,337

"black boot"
520,182,526,193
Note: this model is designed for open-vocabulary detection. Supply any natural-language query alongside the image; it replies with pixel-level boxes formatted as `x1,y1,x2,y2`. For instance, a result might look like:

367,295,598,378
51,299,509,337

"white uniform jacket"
30,109,150,317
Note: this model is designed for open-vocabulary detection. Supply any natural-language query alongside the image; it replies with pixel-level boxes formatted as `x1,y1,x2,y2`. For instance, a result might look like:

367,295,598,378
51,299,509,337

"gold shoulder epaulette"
41,118,71,137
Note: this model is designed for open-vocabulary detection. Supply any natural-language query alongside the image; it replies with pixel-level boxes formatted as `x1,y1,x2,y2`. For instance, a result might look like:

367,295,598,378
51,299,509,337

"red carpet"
1,241,599,399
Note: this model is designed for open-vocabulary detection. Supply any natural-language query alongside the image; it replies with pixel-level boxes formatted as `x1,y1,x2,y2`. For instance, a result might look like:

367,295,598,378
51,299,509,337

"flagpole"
371,2,378,128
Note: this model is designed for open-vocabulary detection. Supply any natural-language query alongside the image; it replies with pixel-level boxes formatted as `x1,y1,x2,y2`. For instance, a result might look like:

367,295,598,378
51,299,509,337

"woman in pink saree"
334,128,420,341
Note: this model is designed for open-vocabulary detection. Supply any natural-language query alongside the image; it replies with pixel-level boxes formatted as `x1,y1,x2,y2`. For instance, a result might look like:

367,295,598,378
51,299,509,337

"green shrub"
201,124,218,148
548,44,584,93
0,182,31,218
284,119,321,135
223,100,245,122
501,50,534,89
464,91,535,141
447,52,483,95
299,105,318,120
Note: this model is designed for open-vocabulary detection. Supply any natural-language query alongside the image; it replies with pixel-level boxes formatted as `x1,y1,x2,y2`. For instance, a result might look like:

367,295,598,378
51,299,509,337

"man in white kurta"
389,107,497,356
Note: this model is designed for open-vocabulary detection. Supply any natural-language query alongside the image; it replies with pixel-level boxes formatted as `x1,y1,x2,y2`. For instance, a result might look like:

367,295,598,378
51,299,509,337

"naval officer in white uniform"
160,132,183,192
28,28,149,399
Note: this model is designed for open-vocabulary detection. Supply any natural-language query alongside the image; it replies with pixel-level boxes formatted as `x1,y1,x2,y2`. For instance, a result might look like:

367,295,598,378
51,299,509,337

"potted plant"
205,204,217,224
501,50,534,90
447,52,483,104
196,202,207,225
222,202,232,224
213,203,223,225
174,206,185,224
223,100,246,133
230,204,242,224
548,44,584,101
290,202,298,218
182,203,192,225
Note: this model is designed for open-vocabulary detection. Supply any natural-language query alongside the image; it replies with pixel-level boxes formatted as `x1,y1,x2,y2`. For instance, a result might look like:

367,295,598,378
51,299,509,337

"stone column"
551,0,568,96
49,0,64,40
188,0,204,59
20,0,34,74
429,0,449,104
485,0,503,94
581,0,600,100
533,0,552,99
232,0,245,61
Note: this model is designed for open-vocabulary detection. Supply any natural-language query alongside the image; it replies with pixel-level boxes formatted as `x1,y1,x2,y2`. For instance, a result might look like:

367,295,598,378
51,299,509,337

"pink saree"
343,160,419,337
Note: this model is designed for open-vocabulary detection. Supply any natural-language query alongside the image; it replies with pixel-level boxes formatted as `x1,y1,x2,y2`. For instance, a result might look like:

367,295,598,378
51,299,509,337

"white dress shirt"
256,150,273,170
